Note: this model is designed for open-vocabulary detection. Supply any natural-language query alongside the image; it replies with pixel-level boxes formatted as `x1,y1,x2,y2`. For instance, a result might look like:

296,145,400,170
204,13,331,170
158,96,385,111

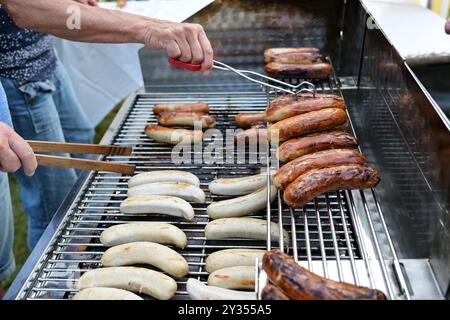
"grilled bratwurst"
274,149,365,189
261,284,290,300
235,113,266,128
268,108,348,142
157,112,216,128
265,62,332,79
265,93,346,122
264,47,320,63
283,165,381,208
153,102,209,115
277,131,358,162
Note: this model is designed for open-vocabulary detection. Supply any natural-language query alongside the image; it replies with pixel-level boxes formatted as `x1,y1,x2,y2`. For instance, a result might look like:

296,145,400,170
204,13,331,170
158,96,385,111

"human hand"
117,0,127,9
0,122,37,176
143,21,214,75
73,0,98,7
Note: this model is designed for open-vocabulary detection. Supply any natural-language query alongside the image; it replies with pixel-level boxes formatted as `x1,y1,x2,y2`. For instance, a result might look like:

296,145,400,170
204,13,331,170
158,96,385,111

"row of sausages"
264,47,333,79
235,91,381,208
145,102,213,144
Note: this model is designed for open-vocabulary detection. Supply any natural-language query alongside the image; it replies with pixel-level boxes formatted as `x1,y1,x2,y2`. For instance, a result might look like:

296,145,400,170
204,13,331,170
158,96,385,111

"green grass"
0,102,122,294
0,175,29,291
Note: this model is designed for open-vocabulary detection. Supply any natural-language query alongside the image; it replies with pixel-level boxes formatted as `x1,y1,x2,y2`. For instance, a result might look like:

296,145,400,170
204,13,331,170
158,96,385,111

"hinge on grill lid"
256,259,268,300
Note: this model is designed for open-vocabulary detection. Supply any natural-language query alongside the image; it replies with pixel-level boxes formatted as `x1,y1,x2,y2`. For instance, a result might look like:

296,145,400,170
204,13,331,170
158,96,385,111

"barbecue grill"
6,0,450,300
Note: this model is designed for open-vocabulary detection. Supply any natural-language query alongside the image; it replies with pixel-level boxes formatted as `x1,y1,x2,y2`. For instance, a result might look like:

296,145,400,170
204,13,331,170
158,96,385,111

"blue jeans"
1,60,94,249
0,173,15,281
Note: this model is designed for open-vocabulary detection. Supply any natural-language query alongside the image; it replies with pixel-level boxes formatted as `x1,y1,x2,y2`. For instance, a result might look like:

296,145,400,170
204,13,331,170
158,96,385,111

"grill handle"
168,57,202,71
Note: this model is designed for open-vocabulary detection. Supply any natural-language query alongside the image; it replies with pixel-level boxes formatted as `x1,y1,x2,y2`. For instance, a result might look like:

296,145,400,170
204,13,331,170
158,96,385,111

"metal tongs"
168,57,317,96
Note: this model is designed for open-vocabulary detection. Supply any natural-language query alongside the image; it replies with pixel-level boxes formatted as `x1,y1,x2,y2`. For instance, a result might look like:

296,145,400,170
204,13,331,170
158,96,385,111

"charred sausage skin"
265,62,332,79
273,149,365,189
235,113,266,128
261,284,290,300
266,93,346,122
264,48,320,63
268,108,348,142
283,165,381,208
153,102,209,115
277,131,358,162
263,249,387,300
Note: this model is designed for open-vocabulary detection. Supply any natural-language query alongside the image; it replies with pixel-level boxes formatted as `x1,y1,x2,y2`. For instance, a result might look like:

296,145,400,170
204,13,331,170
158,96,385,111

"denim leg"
1,77,78,249
0,173,15,281
52,61,95,162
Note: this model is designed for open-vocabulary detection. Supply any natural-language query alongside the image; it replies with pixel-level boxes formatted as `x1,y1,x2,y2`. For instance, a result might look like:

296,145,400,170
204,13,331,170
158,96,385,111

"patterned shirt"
0,6,56,81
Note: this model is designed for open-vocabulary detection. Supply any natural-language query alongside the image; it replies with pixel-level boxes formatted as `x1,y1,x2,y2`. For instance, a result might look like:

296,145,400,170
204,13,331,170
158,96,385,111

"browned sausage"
283,165,381,208
267,52,325,64
273,149,365,189
261,284,290,300
264,48,320,63
144,124,203,145
266,93,346,122
235,113,266,128
234,127,267,144
277,131,358,162
268,108,348,142
157,112,216,128
153,102,209,115
265,62,332,79
263,249,387,300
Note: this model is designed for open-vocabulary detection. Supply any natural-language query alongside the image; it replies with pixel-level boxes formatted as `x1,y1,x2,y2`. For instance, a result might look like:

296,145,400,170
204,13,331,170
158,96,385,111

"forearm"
1,0,155,44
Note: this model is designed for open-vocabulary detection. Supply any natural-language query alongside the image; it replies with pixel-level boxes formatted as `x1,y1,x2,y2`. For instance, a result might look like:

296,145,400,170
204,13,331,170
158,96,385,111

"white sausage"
208,266,256,290
72,287,143,300
187,278,256,300
127,182,205,203
128,171,200,188
208,173,267,196
205,249,266,273
78,267,177,300
206,186,277,219
145,125,203,145
205,217,290,245
101,242,189,278
99,223,187,249
120,195,195,220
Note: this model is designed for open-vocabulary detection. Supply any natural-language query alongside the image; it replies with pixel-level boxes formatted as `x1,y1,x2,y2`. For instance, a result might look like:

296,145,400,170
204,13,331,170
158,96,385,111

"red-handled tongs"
168,57,316,96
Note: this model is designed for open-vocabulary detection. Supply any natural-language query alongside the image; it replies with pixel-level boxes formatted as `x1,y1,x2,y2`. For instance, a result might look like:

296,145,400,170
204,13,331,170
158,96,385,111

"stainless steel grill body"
6,0,449,300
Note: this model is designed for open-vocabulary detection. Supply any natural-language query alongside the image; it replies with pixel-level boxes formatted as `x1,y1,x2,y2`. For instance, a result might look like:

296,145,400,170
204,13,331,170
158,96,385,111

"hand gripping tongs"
168,57,317,96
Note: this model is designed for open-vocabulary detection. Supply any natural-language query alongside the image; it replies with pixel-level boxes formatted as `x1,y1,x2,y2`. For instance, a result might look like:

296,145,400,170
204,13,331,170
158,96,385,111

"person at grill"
0,0,213,292
0,84,37,297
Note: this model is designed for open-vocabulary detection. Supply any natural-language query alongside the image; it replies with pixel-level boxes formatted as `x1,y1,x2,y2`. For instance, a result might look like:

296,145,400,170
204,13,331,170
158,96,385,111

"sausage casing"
145,125,203,145
235,113,266,128
157,112,216,128
277,131,358,162
153,102,209,115
261,284,290,300
263,249,387,300
268,52,325,64
265,93,346,122
265,62,332,79
283,165,381,208
264,48,320,63
234,127,267,144
273,149,365,189
268,108,348,142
